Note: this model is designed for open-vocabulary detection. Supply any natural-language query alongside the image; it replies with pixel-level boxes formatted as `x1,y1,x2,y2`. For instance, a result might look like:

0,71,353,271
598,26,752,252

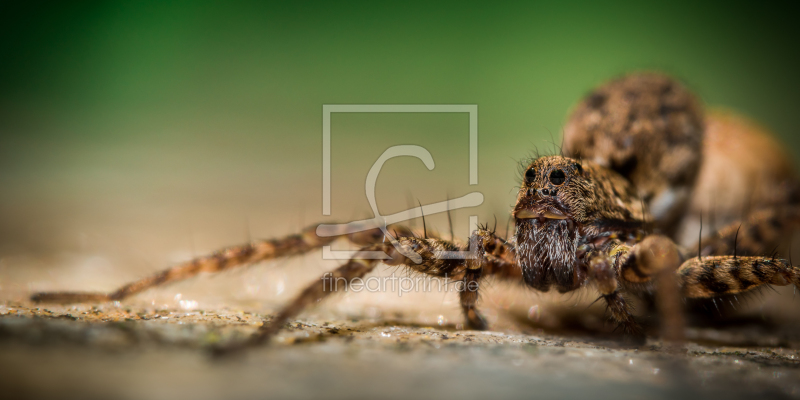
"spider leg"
216,243,391,355
696,206,800,257
586,235,684,343
214,229,518,355
30,223,416,304
585,251,645,343
678,255,800,298
462,228,523,329
596,233,800,343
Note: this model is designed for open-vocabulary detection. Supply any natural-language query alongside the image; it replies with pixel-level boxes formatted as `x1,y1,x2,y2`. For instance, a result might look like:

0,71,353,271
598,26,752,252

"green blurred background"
1,1,798,269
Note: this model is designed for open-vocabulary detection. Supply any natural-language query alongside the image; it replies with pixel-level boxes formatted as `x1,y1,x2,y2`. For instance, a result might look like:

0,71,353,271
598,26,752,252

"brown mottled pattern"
678,256,799,298
697,207,800,257
563,72,704,234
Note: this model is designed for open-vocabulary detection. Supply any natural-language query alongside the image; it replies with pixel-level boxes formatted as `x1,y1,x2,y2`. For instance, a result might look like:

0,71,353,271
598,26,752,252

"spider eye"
574,163,583,174
524,168,536,183
549,169,566,185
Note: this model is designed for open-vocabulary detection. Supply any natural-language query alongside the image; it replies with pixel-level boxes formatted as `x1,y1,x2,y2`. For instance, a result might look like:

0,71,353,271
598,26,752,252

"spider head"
512,155,644,292
513,156,589,226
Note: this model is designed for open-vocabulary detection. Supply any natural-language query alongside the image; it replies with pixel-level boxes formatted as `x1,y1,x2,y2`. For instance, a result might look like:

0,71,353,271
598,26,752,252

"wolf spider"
31,73,800,354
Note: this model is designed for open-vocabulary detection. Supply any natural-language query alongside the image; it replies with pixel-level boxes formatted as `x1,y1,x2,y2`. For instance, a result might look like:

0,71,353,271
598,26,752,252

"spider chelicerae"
31,72,800,354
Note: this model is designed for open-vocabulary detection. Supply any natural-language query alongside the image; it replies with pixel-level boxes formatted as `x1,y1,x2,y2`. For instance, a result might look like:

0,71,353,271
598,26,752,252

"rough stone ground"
2,258,800,400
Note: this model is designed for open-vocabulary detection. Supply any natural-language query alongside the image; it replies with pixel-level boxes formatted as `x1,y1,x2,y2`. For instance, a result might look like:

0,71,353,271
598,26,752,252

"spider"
31,72,800,354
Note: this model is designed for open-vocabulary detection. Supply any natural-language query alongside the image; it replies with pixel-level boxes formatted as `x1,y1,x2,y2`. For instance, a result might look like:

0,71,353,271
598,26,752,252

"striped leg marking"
678,256,800,298
31,224,396,304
